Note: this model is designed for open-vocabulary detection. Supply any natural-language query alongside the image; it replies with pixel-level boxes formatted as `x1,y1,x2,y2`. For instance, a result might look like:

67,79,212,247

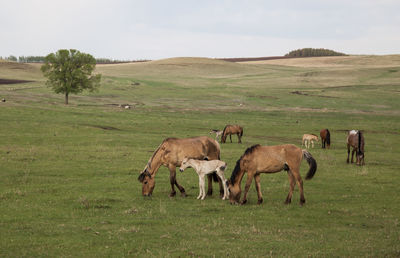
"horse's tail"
357,131,363,155
302,150,317,180
326,129,331,147
221,125,228,143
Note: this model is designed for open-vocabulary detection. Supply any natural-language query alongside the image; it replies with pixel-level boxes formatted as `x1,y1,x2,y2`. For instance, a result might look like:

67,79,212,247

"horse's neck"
147,148,164,176
232,166,246,187
188,160,201,172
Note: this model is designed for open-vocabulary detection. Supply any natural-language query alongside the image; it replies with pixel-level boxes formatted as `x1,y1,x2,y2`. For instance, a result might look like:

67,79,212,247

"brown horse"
138,136,223,197
346,130,365,165
227,144,317,205
221,125,243,143
320,129,331,149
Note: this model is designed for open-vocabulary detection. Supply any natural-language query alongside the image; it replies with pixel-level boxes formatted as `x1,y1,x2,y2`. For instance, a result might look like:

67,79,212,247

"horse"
320,129,331,149
179,158,229,200
346,130,365,165
209,129,223,141
138,136,223,197
221,125,243,143
302,134,319,149
227,144,317,205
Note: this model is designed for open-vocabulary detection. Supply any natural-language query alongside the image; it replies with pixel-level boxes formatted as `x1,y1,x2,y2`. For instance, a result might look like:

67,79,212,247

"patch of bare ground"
291,90,339,98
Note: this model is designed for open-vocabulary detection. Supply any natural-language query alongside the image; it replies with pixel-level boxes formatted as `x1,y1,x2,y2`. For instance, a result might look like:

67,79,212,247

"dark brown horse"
346,130,365,165
221,125,243,143
227,144,317,205
138,136,223,197
320,129,331,149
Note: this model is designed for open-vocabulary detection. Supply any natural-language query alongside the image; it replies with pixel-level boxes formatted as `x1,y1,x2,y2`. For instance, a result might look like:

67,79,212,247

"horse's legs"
216,169,228,200
311,140,314,148
351,149,356,163
168,165,185,197
237,133,242,143
347,144,350,163
285,171,296,204
292,169,305,205
206,174,213,196
199,175,206,200
241,172,255,205
229,134,232,143
254,173,263,205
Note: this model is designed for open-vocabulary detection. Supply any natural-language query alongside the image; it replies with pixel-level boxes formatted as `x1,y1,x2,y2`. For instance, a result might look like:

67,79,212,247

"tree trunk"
65,92,69,105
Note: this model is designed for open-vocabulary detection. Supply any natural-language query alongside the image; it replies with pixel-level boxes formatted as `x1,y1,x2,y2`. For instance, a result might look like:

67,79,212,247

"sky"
1,0,399,60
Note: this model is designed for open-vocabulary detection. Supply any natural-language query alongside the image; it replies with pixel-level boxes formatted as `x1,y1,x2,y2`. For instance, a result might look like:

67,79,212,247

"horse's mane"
222,125,229,136
145,138,173,170
230,144,260,184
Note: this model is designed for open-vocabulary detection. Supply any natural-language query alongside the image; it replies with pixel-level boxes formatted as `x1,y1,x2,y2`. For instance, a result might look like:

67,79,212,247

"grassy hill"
0,55,399,256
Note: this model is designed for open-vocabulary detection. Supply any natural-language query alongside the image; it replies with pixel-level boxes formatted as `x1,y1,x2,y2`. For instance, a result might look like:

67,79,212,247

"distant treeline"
1,55,150,64
285,48,346,57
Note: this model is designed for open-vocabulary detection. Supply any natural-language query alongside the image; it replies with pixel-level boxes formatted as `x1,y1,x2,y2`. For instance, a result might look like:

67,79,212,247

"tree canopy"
285,48,346,57
41,49,101,104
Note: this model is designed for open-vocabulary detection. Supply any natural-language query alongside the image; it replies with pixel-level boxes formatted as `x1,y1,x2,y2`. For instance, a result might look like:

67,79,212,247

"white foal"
302,134,319,149
209,129,223,141
179,158,229,200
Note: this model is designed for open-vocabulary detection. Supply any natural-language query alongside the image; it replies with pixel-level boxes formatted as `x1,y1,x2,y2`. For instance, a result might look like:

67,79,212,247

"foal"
179,158,229,200
209,129,223,141
302,134,319,149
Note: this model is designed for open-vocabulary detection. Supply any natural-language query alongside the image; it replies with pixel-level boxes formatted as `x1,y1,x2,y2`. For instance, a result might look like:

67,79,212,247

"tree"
41,49,101,104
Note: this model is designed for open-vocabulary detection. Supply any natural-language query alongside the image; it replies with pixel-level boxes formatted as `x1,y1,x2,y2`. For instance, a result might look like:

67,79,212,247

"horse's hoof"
257,198,263,205
207,191,212,196
181,192,186,197
169,192,176,197
300,199,306,206
285,199,291,205
240,200,247,205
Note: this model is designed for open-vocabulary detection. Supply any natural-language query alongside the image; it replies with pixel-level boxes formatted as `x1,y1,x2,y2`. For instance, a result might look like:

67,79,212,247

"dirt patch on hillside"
0,78,35,85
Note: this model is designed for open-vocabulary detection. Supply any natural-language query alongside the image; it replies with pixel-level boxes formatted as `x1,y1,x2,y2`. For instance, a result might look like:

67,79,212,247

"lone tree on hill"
41,49,101,104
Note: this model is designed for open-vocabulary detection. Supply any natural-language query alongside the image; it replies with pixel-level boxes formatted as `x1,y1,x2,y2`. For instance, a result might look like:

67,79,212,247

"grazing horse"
221,125,243,143
138,136,223,197
209,129,223,141
346,130,365,165
227,144,317,205
179,158,229,200
302,134,319,149
320,129,331,149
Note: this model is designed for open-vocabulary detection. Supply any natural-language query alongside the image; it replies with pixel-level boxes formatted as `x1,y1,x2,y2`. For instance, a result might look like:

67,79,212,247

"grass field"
1,55,399,257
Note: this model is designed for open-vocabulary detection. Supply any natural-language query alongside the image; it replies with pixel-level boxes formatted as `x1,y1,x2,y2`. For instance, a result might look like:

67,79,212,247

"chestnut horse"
346,130,365,165
320,129,331,149
138,136,223,197
227,144,317,205
221,125,243,143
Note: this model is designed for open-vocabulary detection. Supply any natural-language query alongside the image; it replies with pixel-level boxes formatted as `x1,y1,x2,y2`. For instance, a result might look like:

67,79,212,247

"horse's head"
179,158,191,172
138,169,155,196
226,180,241,205
356,151,365,166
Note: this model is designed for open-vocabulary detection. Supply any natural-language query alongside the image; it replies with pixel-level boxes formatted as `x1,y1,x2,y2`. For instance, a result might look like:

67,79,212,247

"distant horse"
179,158,229,200
138,136,223,197
227,144,317,205
221,125,243,143
209,129,223,141
302,134,319,149
320,129,331,149
346,130,365,165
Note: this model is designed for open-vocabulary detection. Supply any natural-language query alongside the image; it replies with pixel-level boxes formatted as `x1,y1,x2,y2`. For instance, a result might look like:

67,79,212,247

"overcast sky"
1,0,399,60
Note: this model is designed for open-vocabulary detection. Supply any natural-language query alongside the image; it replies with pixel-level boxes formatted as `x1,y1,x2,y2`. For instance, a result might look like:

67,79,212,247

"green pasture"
0,56,399,257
